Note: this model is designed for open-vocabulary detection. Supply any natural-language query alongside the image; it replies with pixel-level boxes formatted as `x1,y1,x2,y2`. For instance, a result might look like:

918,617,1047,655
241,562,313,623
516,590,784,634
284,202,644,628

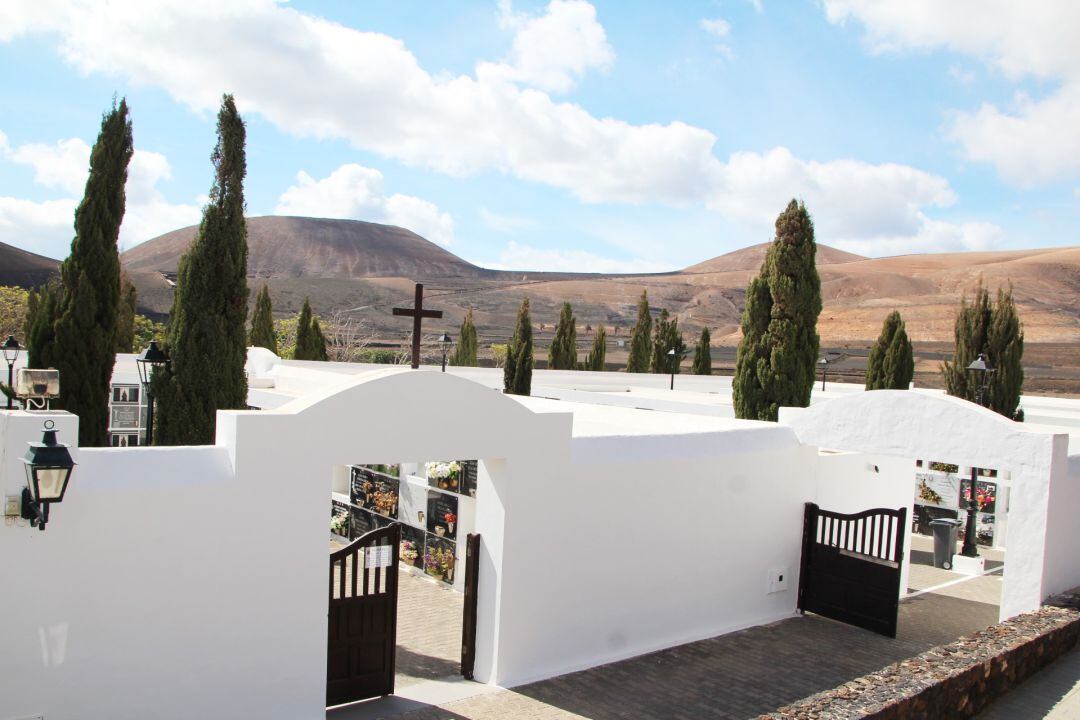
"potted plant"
400,539,420,567
444,512,457,534
330,511,349,536
371,489,398,517
425,461,462,491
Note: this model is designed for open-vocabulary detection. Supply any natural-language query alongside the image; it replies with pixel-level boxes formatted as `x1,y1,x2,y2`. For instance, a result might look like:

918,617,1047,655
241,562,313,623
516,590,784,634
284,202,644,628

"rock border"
760,591,1080,720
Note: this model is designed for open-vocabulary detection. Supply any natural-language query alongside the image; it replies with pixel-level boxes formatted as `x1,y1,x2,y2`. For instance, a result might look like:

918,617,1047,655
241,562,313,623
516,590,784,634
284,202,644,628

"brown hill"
122,215,495,280
685,242,866,273
0,241,59,288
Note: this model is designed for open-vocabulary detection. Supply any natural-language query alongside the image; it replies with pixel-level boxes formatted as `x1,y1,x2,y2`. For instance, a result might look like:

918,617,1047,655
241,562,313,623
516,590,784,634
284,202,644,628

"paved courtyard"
396,569,464,688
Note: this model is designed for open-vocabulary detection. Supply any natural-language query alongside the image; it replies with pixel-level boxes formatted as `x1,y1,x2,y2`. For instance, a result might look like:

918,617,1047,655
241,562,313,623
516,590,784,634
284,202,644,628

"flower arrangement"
424,546,456,581
426,461,462,490
330,511,349,535
444,512,457,525
371,489,398,516
400,539,419,566
963,484,996,511
917,479,943,505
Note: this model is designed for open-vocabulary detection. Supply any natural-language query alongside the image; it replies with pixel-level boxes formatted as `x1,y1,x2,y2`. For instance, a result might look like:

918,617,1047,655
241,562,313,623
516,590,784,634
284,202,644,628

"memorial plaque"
461,460,479,497
915,471,961,508
350,506,378,539
111,405,141,430
426,491,459,540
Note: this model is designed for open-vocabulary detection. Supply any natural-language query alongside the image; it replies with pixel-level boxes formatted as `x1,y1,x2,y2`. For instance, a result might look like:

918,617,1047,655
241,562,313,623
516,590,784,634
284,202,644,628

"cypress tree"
865,311,914,390
450,307,478,366
155,94,249,446
626,290,652,373
503,298,533,396
548,301,577,370
733,200,822,421
27,283,61,369
115,272,137,353
692,327,712,375
310,317,329,361
293,297,315,360
53,99,133,446
249,283,277,354
942,281,1024,419
584,325,606,371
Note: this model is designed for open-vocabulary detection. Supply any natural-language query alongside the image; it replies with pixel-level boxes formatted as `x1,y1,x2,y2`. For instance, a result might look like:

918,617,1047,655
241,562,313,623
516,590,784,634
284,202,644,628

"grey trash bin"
929,518,962,570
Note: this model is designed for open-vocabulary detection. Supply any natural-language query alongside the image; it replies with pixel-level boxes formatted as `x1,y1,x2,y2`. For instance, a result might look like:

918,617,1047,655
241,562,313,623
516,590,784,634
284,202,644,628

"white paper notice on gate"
365,545,393,569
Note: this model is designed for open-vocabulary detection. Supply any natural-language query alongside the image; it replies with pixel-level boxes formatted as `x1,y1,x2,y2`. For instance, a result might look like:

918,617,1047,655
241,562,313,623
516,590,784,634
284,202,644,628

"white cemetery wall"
0,412,279,720
487,430,815,687
813,451,915,599
1041,444,1080,600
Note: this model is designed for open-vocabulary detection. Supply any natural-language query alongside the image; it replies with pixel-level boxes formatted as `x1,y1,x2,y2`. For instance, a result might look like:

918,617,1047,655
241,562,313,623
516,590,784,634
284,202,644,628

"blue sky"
1,1,1078,271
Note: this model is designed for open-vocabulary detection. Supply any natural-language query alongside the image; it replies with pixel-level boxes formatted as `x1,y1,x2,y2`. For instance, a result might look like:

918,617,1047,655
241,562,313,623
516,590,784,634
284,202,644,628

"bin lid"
929,518,963,526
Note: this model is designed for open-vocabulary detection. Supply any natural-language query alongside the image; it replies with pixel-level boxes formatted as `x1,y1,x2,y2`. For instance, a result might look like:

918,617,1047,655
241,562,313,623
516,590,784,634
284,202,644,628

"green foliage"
450,307,478,366
132,314,166,350
941,280,1024,419
547,301,577,370
115,272,137,353
626,290,652,373
692,327,712,375
293,297,316,360
649,309,686,373
155,95,249,446
503,298,533,396
53,99,133,446
273,316,298,360
249,283,277,354
310,317,329,361
583,325,606,371
490,343,508,368
733,200,822,421
354,348,399,364
0,285,29,342
865,311,914,390
27,282,61,369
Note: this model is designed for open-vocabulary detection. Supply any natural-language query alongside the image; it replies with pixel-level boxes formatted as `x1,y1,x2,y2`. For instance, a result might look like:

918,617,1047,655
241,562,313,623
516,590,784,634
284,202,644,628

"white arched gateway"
780,390,1079,621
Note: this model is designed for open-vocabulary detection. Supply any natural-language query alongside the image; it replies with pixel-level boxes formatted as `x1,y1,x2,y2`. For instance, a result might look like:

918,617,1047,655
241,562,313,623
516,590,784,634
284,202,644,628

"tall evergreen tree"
310,317,329,361
942,281,1024,419
548,301,577,370
249,283,277,354
626,290,652,373
115,272,137,353
26,283,61,369
155,95,249,445
584,325,606,371
692,327,712,375
649,309,686,373
450,307,478,366
732,200,822,421
865,311,914,390
503,298,533,396
293,297,316,360
53,99,133,446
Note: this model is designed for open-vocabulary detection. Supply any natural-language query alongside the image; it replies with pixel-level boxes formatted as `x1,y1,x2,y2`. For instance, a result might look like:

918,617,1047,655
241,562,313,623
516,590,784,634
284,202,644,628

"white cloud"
485,241,671,274
478,207,538,234
490,0,614,93
1,0,1005,256
699,17,733,58
274,163,454,246
823,0,1080,185
948,65,975,86
0,131,201,257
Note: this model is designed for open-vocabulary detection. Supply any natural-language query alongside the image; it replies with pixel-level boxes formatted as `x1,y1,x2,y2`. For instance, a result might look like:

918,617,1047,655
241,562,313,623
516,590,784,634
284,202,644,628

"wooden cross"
392,283,443,369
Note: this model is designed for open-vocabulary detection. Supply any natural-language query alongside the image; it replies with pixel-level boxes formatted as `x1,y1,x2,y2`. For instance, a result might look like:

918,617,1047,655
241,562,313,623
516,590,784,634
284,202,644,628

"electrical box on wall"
4,495,21,517
768,568,789,594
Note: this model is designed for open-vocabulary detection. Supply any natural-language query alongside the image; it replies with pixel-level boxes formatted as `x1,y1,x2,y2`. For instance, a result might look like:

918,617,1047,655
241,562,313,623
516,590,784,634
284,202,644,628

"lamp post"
439,333,452,372
961,353,995,557
3,335,20,409
136,341,170,446
667,348,689,390
20,420,76,531
818,356,829,391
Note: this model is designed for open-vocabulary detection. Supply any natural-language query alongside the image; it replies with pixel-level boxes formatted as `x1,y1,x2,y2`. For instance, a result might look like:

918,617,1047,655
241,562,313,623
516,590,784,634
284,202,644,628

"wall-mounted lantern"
20,420,76,531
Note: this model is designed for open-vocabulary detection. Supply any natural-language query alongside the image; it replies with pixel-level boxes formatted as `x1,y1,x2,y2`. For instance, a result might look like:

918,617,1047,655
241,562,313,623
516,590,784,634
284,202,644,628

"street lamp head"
818,356,828,365
966,353,994,374
136,340,170,387
3,334,20,363
439,333,453,345
20,419,76,531
667,348,676,357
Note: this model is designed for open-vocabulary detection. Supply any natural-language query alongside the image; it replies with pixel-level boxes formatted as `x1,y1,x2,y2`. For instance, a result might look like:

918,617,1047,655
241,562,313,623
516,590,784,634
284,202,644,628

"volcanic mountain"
0,241,59,287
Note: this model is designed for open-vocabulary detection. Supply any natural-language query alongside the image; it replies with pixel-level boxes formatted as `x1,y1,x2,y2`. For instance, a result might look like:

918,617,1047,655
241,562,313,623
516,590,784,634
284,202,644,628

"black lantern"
3,335,20,409
667,347,689,390
20,420,76,531
961,353,995,557
818,356,829,391
136,341,170,446
439,333,453,373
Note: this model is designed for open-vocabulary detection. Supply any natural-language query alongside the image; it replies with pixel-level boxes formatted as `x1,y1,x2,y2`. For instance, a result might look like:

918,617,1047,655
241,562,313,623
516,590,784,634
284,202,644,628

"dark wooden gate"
327,524,400,707
460,533,481,679
797,502,907,638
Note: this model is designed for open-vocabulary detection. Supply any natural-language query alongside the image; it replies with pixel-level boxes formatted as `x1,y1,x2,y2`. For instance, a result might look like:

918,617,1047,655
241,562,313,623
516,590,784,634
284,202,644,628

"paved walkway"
396,569,464,688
